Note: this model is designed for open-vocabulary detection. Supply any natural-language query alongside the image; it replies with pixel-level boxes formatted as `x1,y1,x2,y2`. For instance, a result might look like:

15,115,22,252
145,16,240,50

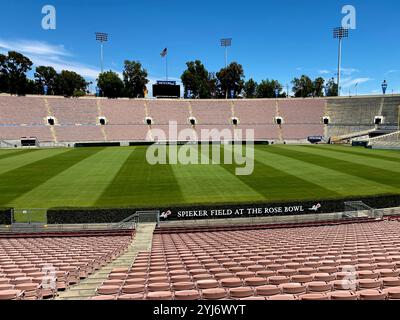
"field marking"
0,148,70,175
169,145,266,204
256,147,398,196
9,147,134,208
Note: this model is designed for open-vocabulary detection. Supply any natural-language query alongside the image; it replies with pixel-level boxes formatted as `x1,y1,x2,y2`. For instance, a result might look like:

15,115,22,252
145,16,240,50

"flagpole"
161,48,168,81
166,53,168,81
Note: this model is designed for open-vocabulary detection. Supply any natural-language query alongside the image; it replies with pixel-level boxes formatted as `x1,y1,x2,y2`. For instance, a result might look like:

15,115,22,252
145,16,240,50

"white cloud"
32,56,101,79
387,70,400,74
318,70,330,75
341,77,372,88
341,68,359,76
0,39,71,57
0,38,186,97
0,38,101,80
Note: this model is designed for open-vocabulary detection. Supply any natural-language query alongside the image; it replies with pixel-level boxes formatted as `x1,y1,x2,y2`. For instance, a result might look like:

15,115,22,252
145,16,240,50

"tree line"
181,60,338,98
0,50,338,98
0,51,88,97
0,51,149,98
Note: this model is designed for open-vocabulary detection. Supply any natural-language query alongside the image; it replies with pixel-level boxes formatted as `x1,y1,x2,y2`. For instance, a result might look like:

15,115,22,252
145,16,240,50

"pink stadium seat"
229,287,254,299
174,290,201,300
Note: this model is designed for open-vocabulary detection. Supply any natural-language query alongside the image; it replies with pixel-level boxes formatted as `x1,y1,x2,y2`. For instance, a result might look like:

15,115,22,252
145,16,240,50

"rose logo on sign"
160,210,172,219
309,203,322,212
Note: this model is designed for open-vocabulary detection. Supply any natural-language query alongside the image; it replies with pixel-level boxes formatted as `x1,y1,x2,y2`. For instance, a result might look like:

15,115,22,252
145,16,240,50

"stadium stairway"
55,223,156,300
44,98,58,143
96,99,108,142
275,100,284,142
330,128,376,143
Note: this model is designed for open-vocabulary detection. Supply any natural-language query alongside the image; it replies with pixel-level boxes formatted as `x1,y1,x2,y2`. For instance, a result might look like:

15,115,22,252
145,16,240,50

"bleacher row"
325,96,400,137
1,95,399,143
91,221,400,300
0,96,324,143
368,130,400,149
1,95,398,144
0,235,133,300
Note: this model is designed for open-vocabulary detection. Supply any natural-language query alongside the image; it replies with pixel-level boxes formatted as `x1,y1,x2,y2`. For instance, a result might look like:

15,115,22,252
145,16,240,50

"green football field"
0,144,399,222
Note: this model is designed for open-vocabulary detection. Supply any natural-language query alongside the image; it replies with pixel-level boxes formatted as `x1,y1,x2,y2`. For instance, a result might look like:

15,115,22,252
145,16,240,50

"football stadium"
1,0,400,307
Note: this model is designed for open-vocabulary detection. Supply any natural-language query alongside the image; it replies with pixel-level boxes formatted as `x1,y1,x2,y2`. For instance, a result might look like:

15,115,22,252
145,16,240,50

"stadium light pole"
333,27,349,97
220,38,232,99
95,32,109,74
220,38,232,68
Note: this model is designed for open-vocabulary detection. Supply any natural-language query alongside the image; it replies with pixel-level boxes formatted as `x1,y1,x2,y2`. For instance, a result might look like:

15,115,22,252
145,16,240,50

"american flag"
160,48,167,57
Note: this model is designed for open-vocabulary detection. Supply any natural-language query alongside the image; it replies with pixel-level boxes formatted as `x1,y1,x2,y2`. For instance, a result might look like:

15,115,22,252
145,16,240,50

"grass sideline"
0,144,399,223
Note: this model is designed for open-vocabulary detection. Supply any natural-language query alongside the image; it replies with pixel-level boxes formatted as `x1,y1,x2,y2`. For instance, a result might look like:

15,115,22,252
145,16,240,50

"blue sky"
0,0,399,95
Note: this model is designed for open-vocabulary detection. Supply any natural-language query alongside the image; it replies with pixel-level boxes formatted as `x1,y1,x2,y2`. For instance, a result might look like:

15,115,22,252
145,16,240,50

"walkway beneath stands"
56,223,156,300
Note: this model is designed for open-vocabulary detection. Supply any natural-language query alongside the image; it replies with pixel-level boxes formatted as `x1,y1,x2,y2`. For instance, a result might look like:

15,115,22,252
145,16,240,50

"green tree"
256,79,283,98
181,60,217,99
0,51,33,95
25,79,41,95
216,62,245,98
34,66,58,95
97,70,124,98
313,77,325,97
58,70,88,97
243,78,258,98
0,54,8,93
123,60,149,98
291,75,315,98
325,78,338,96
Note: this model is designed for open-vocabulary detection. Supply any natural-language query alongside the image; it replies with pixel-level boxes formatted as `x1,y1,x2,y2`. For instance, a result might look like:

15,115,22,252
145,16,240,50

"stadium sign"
46,195,400,224
308,136,324,144
156,80,176,85
159,202,322,221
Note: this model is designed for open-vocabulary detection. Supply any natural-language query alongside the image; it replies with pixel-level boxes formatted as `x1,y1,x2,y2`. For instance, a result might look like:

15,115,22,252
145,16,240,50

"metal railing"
110,213,139,230
344,201,378,219
1,209,162,234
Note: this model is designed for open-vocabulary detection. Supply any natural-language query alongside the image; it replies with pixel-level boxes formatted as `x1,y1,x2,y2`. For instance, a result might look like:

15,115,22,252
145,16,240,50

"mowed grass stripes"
0,149,38,161
169,145,265,205
0,148,69,175
221,145,339,201
272,145,400,190
8,148,133,208
0,145,398,210
259,146,399,197
95,147,185,207
0,148,103,206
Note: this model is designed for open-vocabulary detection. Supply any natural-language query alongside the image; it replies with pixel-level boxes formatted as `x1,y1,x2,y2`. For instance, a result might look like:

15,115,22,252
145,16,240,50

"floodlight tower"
333,27,349,97
220,38,232,68
95,32,109,73
221,38,232,99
